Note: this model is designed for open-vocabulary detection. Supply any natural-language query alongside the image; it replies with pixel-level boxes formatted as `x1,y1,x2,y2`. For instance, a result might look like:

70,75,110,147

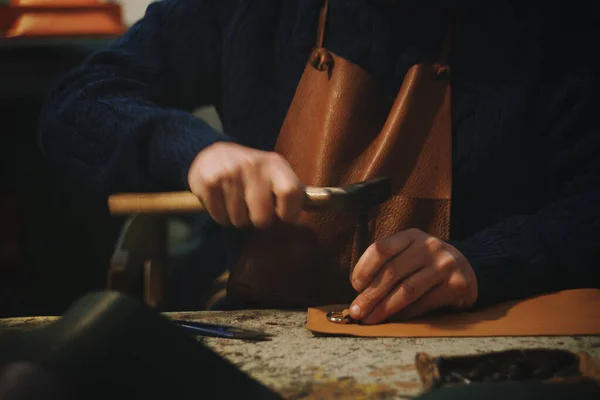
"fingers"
269,158,304,222
199,182,230,225
188,144,304,229
388,284,454,321
350,233,478,324
222,175,250,227
351,229,418,291
243,153,303,227
243,165,274,229
349,243,426,320
361,266,443,324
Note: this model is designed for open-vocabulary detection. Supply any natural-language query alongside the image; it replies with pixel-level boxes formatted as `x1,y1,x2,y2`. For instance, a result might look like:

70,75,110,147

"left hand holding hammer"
348,228,478,324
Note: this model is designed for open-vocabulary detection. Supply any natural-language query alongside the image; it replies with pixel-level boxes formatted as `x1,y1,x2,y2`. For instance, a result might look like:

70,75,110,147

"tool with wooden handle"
107,177,391,216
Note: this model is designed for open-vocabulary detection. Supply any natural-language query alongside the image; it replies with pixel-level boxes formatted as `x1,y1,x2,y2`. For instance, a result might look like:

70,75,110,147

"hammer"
108,177,391,254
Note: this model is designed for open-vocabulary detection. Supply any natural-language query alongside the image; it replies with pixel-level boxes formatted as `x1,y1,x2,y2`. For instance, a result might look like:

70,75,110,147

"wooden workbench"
1,310,599,399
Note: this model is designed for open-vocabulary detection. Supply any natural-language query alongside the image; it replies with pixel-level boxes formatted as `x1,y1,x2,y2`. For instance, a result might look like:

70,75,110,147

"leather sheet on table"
306,289,600,337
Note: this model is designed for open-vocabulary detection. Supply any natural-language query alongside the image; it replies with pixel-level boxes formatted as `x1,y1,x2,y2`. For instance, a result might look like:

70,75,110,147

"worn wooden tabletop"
1,310,599,399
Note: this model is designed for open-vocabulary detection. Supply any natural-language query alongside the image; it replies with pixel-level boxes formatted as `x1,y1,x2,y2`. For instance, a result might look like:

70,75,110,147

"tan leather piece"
306,289,600,337
2,1,125,38
227,0,452,308
10,0,100,5
6,12,124,38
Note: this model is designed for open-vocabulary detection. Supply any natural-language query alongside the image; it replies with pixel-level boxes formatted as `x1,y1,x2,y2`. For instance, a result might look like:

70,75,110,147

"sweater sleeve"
449,8,600,308
451,123,600,308
39,0,236,193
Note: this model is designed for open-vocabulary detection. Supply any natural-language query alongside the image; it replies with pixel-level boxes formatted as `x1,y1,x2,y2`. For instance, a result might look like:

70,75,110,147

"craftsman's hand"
349,229,478,324
188,142,304,228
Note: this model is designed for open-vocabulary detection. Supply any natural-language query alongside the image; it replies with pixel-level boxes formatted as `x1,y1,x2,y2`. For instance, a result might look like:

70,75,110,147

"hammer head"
303,177,391,213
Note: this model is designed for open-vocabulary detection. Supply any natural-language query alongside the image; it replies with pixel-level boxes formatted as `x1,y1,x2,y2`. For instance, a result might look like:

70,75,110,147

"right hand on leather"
187,142,304,228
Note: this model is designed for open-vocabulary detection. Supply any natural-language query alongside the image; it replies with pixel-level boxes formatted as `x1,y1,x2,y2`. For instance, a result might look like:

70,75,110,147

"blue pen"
173,320,273,341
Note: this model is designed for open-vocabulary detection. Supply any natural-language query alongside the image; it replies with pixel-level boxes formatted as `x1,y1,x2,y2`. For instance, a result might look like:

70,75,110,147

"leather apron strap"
316,0,329,49
315,0,453,65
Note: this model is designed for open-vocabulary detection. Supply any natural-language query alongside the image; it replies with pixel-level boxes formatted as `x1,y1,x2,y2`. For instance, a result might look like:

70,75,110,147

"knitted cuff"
446,235,526,309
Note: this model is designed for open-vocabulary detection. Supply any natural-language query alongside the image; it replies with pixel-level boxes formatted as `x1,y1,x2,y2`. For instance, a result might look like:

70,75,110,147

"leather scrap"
415,349,600,392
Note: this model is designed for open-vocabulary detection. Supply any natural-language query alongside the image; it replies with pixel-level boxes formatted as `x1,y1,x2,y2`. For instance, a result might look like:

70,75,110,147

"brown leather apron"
227,0,453,308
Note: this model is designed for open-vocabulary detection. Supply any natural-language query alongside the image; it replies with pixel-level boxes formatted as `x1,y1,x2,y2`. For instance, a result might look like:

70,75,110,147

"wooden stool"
107,215,229,310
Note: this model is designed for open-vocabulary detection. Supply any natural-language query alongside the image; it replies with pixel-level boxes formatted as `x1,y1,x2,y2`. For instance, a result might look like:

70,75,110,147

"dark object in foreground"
0,291,283,400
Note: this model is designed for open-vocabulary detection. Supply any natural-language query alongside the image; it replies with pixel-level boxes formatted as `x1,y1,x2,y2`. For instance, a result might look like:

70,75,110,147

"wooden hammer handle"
108,186,345,215
108,192,205,215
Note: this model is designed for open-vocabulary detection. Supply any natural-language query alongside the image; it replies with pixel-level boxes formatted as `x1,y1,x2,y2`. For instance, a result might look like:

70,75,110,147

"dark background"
0,41,125,317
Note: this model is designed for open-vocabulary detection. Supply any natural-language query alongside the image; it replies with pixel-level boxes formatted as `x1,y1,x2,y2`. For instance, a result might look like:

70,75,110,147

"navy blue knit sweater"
38,0,600,307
